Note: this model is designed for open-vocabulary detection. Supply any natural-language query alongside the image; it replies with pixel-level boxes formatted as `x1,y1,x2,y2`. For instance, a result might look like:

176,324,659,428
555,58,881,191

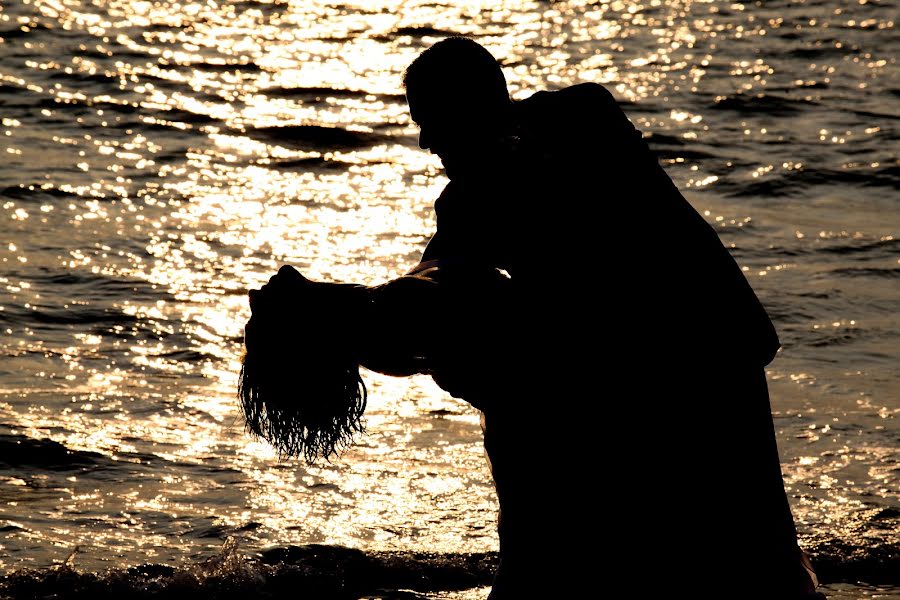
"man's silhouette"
404,37,818,599
244,37,822,599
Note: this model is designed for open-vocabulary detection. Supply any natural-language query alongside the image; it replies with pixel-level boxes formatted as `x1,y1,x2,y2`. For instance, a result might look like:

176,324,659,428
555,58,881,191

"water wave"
0,432,112,471
818,238,900,257
0,305,138,328
0,542,496,600
710,93,818,116
262,86,404,103
716,165,900,198
0,540,895,599
250,125,392,151
829,267,900,278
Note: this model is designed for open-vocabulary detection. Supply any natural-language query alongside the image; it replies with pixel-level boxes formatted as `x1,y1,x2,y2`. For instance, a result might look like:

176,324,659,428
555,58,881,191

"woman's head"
239,268,368,462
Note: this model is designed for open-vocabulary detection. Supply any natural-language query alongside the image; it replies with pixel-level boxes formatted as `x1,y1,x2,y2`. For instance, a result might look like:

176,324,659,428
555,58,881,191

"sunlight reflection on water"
0,0,896,586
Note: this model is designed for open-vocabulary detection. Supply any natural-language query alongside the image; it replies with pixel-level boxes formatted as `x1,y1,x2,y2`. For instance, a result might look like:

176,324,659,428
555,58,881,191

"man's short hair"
403,37,509,108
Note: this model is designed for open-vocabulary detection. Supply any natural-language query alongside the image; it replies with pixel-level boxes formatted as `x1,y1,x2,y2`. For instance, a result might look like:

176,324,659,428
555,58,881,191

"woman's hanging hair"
239,267,368,463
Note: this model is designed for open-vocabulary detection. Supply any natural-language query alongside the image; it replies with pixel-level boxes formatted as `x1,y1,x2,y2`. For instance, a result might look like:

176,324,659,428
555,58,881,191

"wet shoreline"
1,540,898,599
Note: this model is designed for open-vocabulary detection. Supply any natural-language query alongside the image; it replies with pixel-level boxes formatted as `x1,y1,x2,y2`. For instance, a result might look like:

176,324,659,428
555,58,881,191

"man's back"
422,81,809,596
426,81,778,369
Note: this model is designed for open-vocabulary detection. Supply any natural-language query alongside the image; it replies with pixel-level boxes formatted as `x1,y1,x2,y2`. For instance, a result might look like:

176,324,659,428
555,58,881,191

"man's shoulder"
514,82,638,152
548,82,618,103
517,82,620,114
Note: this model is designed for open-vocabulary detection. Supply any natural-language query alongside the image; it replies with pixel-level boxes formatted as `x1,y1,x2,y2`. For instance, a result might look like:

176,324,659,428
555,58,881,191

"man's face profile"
406,84,501,178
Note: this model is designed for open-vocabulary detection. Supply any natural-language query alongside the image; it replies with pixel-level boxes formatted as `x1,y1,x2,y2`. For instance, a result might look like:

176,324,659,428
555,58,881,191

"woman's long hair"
238,271,368,463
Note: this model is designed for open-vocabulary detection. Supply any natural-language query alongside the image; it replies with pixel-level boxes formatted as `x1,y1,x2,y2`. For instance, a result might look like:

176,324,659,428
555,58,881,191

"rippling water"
0,0,897,596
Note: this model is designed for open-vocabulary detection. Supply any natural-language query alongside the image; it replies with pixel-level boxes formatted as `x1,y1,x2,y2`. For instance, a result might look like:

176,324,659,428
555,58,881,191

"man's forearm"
356,274,443,377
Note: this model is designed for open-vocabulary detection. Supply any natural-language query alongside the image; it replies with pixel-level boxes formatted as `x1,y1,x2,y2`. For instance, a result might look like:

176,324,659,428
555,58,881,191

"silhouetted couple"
242,38,823,599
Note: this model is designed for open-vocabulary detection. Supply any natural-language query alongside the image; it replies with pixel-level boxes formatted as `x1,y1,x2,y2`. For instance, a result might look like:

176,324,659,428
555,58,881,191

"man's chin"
442,161,457,179
440,157,467,180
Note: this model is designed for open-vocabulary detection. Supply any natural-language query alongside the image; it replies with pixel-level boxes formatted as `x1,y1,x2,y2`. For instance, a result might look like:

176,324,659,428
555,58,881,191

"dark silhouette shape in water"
242,37,826,599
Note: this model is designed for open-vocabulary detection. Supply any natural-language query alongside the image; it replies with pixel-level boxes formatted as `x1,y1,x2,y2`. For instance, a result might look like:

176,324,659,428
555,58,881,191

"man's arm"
248,265,443,378
250,262,512,412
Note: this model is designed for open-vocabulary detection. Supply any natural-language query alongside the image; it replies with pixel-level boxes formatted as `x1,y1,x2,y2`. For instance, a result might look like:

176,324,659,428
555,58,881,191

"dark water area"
0,0,897,597
0,543,497,600
0,541,897,600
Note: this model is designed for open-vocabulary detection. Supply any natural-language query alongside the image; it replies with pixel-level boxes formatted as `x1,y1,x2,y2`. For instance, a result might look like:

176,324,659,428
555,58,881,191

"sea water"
0,0,896,597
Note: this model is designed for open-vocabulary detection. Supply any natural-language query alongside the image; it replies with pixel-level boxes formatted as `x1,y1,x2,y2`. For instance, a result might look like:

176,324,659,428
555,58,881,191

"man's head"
403,37,512,177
